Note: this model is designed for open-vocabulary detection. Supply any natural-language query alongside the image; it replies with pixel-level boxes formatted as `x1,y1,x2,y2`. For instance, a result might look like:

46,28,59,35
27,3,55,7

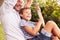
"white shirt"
0,0,25,40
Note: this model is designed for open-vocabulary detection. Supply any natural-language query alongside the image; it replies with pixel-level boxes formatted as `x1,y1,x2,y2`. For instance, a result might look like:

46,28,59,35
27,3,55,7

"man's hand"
27,0,33,3
35,2,41,11
24,0,33,8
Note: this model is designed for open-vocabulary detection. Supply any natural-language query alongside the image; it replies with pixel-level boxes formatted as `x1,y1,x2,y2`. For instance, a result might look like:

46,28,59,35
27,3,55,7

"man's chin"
16,9,20,12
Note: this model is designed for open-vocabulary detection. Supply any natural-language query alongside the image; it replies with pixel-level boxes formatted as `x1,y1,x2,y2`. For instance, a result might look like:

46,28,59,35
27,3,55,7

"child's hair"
19,7,30,14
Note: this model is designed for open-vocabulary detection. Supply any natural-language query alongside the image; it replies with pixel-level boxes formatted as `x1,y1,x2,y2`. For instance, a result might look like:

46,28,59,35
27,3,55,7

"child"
19,7,60,40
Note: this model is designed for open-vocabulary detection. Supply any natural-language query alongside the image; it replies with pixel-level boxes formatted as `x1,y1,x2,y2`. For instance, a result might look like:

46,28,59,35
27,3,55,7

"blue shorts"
32,29,52,40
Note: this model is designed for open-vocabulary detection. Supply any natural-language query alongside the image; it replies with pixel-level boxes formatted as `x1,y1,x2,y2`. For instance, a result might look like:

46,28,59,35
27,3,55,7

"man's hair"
19,7,30,14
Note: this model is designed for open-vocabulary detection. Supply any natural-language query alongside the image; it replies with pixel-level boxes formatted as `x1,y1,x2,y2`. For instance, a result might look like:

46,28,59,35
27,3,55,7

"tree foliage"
31,0,60,28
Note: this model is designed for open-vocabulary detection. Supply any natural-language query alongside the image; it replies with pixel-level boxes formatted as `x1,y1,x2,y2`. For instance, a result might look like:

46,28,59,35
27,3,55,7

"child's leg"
43,21,60,38
52,36,59,40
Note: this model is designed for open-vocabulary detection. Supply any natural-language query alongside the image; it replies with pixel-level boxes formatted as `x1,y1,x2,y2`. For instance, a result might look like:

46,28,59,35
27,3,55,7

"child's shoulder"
29,21,36,25
21,19,36,25
20,19,27,26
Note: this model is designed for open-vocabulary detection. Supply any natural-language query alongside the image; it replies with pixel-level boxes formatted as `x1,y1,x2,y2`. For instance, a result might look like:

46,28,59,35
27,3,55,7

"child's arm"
23,19,43,36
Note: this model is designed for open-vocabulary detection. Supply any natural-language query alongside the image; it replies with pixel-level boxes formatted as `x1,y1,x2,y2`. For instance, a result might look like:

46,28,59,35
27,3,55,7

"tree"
31,0,60,28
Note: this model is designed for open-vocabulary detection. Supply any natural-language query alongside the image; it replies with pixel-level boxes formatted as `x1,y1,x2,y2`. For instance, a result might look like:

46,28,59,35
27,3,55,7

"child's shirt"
20,19,39,39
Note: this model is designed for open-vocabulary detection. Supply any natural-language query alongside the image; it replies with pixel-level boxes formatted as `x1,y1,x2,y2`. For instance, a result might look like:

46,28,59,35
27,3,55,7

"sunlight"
57,0,60,5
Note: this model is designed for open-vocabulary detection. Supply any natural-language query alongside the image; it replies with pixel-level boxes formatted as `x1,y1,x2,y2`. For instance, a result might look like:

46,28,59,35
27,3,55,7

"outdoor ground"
0,0,5,40
0,24,4,40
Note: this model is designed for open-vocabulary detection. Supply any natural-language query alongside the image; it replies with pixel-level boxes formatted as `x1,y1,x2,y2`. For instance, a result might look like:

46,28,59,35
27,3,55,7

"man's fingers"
27,0,33,2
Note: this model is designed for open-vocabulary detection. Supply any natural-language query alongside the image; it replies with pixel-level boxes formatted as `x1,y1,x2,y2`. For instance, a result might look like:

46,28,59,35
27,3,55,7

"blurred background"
0,0,5,40
0,0,60,40
30,0,60,28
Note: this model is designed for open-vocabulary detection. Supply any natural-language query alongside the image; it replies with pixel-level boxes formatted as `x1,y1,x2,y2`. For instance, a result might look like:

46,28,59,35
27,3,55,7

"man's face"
14,0,24,11
20,9,32,21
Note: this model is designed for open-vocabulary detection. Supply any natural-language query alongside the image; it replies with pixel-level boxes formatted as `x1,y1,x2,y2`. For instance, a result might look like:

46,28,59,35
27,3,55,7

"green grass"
0,24,5,40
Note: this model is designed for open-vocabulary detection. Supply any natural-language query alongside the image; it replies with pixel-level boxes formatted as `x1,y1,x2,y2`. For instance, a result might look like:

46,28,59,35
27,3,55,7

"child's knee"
45,21,56,29
46,20,56,26
47,21,55,24
46,21,54,27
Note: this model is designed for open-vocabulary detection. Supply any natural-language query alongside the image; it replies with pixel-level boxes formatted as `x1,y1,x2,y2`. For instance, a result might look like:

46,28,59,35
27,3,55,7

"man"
0,0,33,40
